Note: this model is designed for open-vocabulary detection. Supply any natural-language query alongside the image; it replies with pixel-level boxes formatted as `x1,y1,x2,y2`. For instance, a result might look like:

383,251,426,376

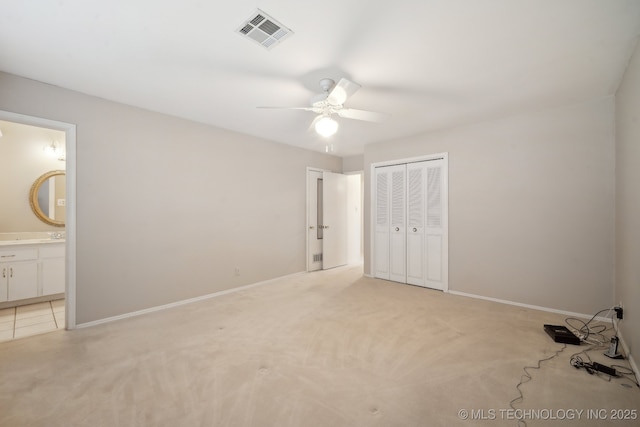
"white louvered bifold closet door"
389,166,406,282
424,160,445,290
374,163,406,283
374,158,447,290
374,167,391,279
406,162,426,286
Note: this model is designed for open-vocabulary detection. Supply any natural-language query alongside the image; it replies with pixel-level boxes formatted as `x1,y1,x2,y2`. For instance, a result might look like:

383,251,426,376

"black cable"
566,324,640,388
611,364,640,388
509,344,567,427
565,308,613,342
509,306,635,427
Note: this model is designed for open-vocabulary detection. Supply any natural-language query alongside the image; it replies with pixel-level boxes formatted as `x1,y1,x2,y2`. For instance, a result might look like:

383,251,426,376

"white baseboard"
447,290,612,322
616,329,639,383
76,271,306,329
627,354,639,385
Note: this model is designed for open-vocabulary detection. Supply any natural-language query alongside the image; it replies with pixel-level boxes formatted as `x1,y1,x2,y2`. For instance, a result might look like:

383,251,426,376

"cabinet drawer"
0,248,38,262
40,245,65,259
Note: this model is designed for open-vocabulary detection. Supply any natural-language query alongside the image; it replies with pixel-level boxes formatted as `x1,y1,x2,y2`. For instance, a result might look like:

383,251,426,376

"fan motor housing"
318,78,335,92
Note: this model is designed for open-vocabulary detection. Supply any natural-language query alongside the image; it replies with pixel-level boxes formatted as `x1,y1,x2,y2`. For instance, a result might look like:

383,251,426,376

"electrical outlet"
614,305,624,320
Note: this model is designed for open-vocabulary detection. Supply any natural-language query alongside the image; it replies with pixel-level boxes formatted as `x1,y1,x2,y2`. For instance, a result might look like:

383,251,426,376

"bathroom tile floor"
0,299,64,343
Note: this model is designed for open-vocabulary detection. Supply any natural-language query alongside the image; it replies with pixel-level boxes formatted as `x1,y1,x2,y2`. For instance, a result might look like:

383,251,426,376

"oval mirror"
29,170,66,227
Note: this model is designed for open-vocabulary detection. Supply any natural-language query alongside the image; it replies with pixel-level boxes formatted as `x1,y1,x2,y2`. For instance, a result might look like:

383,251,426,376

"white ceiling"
1,1,639,157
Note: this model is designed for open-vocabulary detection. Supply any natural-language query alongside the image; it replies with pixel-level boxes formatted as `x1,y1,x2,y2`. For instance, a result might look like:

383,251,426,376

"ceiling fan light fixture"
315,116,338,137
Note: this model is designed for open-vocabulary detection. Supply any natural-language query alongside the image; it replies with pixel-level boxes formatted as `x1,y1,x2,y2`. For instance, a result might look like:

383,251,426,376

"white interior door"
374,164,406,282
322,171,348,270
389,165,406,282
407,162,426,286
307,170,324,272
373,156,448,291
374,167,390,279
424,160,446,290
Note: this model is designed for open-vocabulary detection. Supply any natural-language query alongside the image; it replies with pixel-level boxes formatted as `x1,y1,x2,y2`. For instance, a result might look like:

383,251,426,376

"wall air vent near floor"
236,9,294,50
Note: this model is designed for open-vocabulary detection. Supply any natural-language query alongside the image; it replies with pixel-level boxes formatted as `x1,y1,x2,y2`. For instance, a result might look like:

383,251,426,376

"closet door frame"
370,152,449,292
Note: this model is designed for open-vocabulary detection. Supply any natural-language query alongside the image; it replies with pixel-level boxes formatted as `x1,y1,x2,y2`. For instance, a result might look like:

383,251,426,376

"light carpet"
0,265,638,426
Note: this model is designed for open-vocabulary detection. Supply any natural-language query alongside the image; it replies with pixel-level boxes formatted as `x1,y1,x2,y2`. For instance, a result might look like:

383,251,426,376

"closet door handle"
2,268,5,278
413,228,417,232
9,268,13,278
395,227,399,232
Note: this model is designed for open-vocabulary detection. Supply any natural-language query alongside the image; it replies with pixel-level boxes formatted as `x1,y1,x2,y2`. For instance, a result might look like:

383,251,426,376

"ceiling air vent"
237,9,293,50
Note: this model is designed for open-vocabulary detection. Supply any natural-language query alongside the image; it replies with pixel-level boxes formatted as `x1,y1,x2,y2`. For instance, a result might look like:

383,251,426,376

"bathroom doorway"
306,168,363,272
0,110,76,335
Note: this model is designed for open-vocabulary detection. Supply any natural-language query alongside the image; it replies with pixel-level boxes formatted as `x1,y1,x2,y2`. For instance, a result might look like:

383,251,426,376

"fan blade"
337,108,390,122
257,106,316,112
327,78,361,105
257,106,324,114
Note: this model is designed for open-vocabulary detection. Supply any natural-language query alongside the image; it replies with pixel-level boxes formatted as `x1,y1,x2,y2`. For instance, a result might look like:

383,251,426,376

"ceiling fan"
259,78,389,137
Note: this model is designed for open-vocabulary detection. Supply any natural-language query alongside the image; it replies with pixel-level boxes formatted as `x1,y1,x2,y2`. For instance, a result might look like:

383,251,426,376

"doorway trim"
369,152,449,290
0,110,77,329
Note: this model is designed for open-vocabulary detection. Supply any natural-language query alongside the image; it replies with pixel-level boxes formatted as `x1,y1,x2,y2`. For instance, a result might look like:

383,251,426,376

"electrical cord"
611,365,640,388
570,352,614,378
564,308,614,343
509,344,567,427
508,306,635,426
567,347,640,388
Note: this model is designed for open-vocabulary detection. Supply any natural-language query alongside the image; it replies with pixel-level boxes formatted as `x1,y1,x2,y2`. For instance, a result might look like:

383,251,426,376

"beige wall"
342,154,364,172
0,72,341,324
364,97,615,315
53,173,66,222
615,39,640,367
0,67,625,328
0,120,66,232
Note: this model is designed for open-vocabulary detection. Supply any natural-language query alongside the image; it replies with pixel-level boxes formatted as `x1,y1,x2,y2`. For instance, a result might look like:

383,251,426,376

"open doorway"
306,168,363,272
0,110,76,335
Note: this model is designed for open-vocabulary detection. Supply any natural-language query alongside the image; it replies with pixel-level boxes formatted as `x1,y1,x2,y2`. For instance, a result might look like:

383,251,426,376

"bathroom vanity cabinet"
0,242,64,303
40,245,65,295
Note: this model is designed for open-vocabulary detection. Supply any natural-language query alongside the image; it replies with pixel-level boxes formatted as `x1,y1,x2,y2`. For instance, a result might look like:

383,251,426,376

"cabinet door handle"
1,254,16,258
2,268,5,278
9,267,13,278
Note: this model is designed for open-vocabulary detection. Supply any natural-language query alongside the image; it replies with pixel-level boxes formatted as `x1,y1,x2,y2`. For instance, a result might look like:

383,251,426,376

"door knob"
309,226,315,230
413,227,417,232
395,227,399,231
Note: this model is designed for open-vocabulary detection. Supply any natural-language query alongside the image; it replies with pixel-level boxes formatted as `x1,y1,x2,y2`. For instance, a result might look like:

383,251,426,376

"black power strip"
591,362,617,376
